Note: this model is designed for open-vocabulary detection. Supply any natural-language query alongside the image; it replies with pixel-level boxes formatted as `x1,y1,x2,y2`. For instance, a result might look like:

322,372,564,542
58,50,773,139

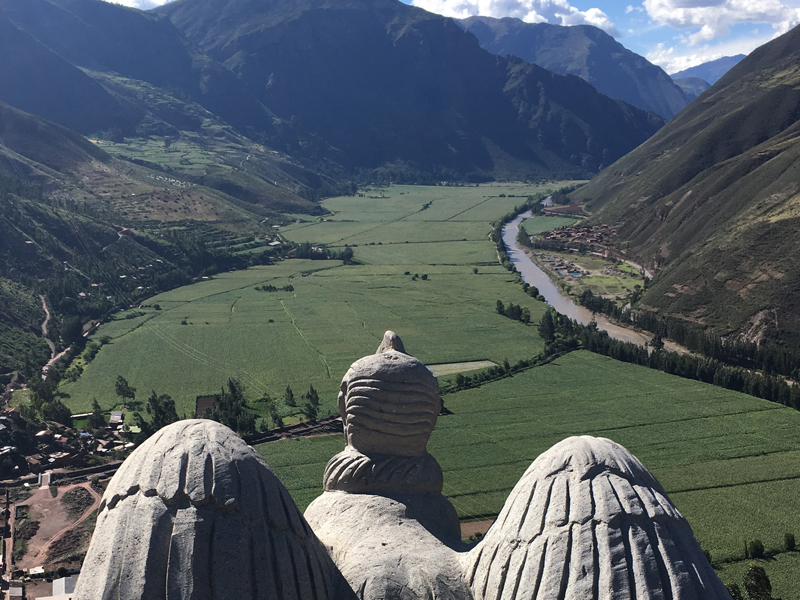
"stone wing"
464,436,731,600
74,420,349,600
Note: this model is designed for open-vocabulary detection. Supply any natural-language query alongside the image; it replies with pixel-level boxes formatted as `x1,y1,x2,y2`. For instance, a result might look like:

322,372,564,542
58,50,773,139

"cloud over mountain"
644,0,800,44
411,0,620,36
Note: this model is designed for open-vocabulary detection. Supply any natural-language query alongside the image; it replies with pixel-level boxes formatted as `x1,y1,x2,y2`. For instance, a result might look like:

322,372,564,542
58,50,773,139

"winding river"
502,212,650,347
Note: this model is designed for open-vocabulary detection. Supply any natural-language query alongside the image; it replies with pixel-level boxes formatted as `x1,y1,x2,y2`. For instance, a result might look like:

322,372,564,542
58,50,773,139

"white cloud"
412,0,620,36
646,29,776,72
644,0,800,44
105,0,172,8
626,4,645,13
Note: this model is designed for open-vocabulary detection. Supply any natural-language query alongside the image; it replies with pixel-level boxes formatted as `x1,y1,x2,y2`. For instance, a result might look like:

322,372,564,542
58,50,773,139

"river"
502,212,650,347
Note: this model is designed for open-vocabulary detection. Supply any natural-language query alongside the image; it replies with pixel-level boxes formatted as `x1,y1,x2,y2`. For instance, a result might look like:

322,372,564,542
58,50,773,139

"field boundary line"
280,300,331,379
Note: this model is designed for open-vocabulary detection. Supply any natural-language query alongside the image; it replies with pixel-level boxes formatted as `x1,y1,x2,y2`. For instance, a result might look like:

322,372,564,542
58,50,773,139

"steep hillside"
460,16,688,120
671,55,745,85
0,14,142,136
0,0,339,207
572,26,800,345
158,0,663,180
672,77,710,102
0,102,304,387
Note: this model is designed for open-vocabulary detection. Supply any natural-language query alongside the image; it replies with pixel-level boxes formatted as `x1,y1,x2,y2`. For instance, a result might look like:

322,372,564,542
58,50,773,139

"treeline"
538,309,800,410
496,300,531,324
549,184,583,205
577,289,800,379
256,284,294,292
292,242,354,263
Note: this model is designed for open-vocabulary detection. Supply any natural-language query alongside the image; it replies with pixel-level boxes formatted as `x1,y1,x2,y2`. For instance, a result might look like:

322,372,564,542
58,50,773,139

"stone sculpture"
75,331,732,600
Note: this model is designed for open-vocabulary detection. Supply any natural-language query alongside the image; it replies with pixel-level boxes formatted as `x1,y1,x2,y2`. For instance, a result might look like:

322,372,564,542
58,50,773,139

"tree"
539,311,555,343
115,375,136,407
748,540,765,559
743,565,773,600
301,385,320,422
784,532,795,552
134,390,179,439
496,300,505,315
284,385,296,408
87,398,106,429
726,584,744,600
340,245,354,264
42,399,73,426
205,379,256,435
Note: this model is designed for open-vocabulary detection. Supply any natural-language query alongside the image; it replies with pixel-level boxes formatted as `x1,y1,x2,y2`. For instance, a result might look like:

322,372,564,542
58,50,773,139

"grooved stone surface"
73,420,346,600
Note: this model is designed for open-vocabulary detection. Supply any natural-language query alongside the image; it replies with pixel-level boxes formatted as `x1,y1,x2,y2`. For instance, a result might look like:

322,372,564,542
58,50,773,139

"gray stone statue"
74,332,732,600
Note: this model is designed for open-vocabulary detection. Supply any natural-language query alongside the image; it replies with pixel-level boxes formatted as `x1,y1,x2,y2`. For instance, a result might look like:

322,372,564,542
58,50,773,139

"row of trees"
293,242,355,264
577,289,800,379
538,309,800,410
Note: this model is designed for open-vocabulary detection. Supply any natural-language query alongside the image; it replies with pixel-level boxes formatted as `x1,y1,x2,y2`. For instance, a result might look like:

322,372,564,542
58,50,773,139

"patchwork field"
52,182,800,596
59,183,557,417
259,351,800,598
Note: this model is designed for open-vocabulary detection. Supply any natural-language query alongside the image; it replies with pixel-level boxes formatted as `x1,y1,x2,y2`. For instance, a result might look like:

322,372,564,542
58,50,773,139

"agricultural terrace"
55,183,800,596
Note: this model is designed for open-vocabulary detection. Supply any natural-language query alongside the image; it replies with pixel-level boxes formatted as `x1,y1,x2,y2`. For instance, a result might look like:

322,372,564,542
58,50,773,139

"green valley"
45,182,800,598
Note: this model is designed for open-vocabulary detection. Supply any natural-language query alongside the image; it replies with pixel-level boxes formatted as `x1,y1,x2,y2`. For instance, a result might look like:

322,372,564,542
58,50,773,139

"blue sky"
115,0,800,73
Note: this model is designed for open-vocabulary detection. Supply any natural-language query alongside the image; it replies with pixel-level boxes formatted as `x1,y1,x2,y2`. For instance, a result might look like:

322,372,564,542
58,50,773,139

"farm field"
51,182,800,596
58,183,557,417
258,351,800,598
520,215,577,235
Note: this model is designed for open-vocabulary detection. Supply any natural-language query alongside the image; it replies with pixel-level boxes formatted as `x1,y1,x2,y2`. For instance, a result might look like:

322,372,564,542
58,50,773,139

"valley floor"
38,183,800,597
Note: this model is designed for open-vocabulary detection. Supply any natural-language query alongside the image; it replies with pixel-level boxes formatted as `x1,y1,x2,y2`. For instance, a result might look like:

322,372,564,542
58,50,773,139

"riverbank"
502,212,650,347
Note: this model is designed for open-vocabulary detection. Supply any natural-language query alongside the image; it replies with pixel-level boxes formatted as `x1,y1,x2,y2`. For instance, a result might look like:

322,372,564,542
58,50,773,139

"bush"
748,539,765,559
49,485,58,498
784,532,796,552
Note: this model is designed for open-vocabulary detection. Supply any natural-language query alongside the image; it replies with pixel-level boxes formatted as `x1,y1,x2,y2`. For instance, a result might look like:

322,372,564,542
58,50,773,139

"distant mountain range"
0,0,664,185
460,16,689,120
572,29,800,345
671,55,745,85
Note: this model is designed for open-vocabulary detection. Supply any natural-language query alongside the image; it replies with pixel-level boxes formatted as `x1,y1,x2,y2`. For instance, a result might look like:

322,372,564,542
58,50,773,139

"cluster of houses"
538,224,618,249
534,254,589,280
0,407,131,480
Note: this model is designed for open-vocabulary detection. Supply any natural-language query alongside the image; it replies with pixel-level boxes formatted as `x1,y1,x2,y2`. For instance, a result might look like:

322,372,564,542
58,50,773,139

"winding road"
39,295,70,379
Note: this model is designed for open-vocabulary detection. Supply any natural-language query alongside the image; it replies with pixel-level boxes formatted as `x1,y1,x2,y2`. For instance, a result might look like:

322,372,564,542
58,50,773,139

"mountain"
459,16,688,120
671,77,710,102
0,0,342,208
670,55,745,85
0,100,310,389
571,27,800,345
156,0,663,180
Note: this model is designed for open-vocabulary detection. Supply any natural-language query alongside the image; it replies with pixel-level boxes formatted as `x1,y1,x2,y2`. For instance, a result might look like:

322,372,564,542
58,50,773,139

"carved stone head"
338,331,440,458
324,331,444,494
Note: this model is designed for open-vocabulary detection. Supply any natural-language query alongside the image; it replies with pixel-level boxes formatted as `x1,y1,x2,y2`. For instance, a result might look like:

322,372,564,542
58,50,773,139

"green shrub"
748,539,765,559
784,532,796,552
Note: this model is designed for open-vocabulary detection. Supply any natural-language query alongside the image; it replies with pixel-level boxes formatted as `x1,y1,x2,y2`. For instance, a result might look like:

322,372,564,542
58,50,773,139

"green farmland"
260,351,800,598
53,182,800,596
58,183,558,416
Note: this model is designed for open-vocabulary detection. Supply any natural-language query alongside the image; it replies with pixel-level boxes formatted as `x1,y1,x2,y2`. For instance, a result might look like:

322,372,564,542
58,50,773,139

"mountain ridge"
459,16,688,120
571,26,800,344
156,0,663,179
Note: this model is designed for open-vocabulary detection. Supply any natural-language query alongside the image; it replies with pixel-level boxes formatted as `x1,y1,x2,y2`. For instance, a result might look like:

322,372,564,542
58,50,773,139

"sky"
110,0,800,73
